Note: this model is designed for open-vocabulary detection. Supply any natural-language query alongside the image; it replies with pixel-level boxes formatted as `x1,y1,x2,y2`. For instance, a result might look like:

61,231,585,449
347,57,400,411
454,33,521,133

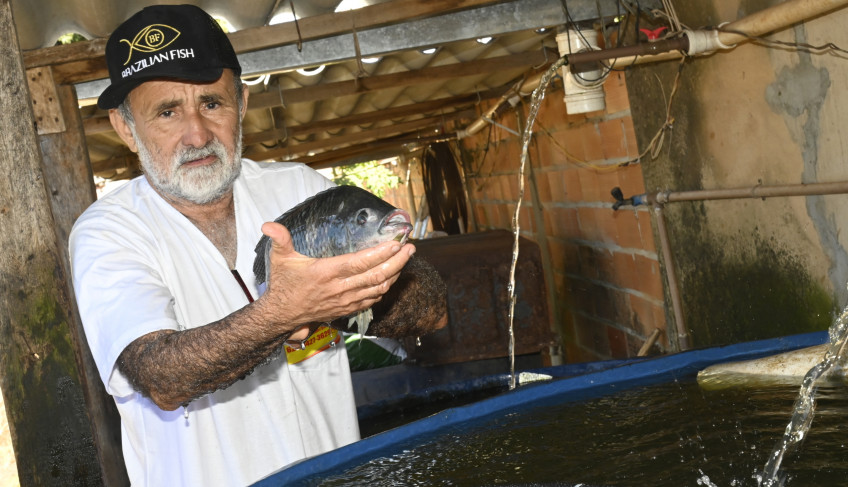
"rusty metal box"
404,230,552,365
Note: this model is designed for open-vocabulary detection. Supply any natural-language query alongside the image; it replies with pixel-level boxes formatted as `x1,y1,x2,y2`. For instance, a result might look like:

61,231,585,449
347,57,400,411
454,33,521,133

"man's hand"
256,222,415,337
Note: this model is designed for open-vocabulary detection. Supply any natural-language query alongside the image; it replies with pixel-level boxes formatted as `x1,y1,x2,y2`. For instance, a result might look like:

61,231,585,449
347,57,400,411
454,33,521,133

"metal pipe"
654,180,848,204
653,203,689,352
568,37,689,67
640,179,848,352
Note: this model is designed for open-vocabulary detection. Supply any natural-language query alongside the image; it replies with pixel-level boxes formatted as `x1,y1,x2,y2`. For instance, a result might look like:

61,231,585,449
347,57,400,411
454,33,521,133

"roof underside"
14,0,662,180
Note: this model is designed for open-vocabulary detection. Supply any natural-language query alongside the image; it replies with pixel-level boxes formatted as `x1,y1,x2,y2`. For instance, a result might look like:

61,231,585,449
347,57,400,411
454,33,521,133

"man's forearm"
117,302,292,410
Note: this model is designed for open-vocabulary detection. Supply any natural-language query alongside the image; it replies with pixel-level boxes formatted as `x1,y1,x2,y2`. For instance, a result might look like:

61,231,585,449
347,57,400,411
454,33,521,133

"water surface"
322,380,848,486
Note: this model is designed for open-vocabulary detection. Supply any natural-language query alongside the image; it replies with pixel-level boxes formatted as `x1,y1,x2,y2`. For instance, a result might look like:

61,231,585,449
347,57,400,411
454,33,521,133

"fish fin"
347,308,373,336
262,241,271,286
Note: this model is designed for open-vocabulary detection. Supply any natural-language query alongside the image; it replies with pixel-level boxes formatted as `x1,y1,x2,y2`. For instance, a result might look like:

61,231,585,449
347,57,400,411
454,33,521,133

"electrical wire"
717,27,848,57
530,116,623,173
621,55,687,166
660,0,683,34
467,121,495,179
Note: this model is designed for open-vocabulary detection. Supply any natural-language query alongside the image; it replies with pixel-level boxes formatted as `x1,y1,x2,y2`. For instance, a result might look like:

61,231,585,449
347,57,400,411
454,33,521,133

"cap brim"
96,66,228,110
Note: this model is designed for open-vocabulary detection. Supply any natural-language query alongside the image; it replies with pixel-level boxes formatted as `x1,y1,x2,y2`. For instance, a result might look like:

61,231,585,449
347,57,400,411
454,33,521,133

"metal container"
405,230,553,365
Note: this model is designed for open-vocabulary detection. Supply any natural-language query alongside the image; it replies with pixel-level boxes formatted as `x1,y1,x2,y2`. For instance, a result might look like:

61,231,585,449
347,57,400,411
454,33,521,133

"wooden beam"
23,0,507,69
247,109,473,162
242,93,494,146
83,115,114,136
27,67,65,134
91,153,138,178
287,91,490,132
309,145,420,170
0,1,105,483
248,117,445,161
51,57,108,85
23,37,108,69
304,133,451,170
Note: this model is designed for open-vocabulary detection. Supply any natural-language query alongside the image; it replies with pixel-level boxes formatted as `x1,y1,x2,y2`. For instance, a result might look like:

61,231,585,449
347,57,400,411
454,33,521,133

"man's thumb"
261,222,297,256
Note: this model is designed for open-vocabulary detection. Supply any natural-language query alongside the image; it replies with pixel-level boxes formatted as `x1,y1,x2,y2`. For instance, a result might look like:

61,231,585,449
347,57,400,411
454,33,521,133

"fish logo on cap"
120,24,181,65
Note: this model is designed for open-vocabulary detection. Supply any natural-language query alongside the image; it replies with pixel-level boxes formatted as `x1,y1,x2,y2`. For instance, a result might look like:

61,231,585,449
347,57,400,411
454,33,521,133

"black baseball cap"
97,4,242,109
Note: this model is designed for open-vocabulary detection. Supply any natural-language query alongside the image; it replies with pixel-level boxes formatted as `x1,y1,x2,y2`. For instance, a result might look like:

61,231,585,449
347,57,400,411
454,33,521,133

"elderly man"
70,4,442,486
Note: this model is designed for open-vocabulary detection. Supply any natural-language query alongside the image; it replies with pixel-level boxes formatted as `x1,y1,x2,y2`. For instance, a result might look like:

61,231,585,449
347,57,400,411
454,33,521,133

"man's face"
111,70,248,205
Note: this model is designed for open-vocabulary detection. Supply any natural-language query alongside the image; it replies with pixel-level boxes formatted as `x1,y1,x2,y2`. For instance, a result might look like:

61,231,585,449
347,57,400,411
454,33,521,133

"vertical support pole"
37,82,129,485
653,203,689,351
0,1,109,484
402,154,419,223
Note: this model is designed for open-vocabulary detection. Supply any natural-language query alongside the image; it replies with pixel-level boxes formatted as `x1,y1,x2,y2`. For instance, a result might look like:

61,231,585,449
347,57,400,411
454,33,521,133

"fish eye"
356,210,368,225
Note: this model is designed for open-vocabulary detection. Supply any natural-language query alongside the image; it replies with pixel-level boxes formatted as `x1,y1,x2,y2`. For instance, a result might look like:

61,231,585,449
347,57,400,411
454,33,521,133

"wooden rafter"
245,108,474,161
250,87,509,143
303,133,451,169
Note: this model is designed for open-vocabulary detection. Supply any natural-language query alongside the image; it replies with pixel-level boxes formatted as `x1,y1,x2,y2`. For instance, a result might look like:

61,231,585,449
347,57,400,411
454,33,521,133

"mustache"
175,141,228,166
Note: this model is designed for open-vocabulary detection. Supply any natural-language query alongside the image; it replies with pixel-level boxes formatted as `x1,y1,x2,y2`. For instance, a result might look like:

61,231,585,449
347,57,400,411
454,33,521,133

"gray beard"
134,128,243,205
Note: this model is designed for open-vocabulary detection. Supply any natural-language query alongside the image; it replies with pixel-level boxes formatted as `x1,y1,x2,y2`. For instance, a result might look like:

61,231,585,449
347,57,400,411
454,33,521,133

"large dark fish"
253,185,414,334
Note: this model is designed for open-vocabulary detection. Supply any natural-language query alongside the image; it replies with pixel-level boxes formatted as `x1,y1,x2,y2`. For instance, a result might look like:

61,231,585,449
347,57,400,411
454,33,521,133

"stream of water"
507,55,570,389
758,303,848,486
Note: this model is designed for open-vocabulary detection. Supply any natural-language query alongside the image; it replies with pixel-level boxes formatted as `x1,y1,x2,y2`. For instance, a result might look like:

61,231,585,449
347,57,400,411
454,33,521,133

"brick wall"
455,72,669,363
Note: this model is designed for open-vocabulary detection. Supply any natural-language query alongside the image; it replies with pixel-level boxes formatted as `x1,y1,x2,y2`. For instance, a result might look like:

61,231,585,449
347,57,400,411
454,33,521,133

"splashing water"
508,55,570,390
758,301,848,485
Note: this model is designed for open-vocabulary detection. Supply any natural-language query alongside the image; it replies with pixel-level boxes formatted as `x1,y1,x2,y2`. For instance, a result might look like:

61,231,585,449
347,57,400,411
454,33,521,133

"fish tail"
347,308,373,336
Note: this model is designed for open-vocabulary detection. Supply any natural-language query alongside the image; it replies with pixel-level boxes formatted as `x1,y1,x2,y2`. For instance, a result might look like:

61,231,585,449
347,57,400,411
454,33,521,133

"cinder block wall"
456,72,670,362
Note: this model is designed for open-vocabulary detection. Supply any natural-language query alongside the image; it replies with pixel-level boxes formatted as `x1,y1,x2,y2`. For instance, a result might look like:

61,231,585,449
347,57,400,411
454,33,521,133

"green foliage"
331,160,400,198
55,33,86,45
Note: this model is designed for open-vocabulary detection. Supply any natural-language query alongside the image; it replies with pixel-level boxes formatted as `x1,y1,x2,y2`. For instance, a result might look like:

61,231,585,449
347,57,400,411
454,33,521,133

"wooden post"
0,1,107,484
36,78,130,485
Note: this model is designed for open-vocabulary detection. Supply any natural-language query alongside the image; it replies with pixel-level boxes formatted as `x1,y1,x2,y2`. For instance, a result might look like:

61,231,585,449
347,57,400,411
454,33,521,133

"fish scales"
253,185,414,335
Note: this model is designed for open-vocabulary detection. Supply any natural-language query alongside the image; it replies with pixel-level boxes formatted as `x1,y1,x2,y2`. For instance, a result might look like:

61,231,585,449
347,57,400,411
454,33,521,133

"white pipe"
458,0,848,138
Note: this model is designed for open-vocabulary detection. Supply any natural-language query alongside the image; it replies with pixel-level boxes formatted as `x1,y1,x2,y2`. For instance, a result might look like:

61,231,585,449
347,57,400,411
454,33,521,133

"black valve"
611,187,646,211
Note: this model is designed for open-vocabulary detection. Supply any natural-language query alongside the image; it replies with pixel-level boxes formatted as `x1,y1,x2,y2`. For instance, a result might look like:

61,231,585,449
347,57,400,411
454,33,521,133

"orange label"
285,326,340,364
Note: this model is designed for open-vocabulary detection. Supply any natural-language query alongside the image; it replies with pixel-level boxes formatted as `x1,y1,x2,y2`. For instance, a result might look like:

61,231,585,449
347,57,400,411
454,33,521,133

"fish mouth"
380,209,413,244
